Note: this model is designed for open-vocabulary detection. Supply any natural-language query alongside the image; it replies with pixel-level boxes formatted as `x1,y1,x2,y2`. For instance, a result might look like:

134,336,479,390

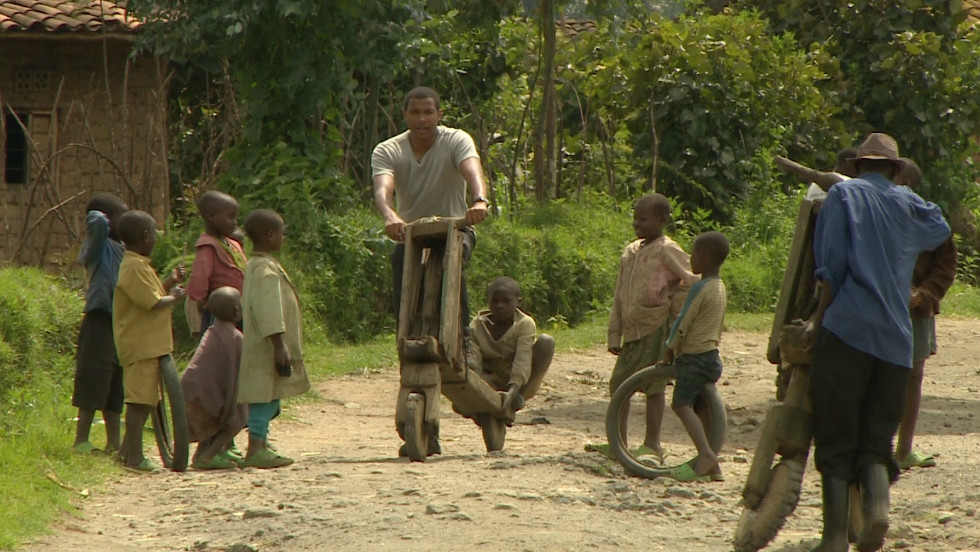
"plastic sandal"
633,444,666,465
72,441,100,454
664,462,712,482
125,458,163,473
897,450,936,469
225,442,244,460
241,448,294,469
192,454,237,470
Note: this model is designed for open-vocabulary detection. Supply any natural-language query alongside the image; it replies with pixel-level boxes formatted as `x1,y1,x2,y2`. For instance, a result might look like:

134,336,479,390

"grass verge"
943,282,980,318
0,383,116,549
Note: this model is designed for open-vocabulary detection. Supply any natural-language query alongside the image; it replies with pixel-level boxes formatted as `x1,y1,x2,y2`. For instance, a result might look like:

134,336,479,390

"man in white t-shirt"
372,86,489,325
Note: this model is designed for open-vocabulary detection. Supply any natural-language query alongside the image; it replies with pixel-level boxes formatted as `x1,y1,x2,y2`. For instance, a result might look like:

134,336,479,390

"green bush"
0,268,82,425
469,200,626,327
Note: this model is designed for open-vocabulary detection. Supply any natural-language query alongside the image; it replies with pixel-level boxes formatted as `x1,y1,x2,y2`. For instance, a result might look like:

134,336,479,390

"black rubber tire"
605,362,727,478
732,458,807,552
479,413,506,452
403,393,428,462
151,356,189,472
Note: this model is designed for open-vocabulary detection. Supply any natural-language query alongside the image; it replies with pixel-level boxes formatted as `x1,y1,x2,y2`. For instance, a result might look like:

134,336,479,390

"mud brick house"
0,0,167,269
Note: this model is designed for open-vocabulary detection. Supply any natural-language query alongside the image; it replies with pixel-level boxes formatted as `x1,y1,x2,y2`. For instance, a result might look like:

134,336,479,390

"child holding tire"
113,210,186,472
662,231,729,483
237,209,310,469
593,193,698,462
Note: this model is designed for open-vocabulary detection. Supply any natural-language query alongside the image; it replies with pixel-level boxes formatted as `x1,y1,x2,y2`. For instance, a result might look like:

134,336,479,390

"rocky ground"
23,318,980,552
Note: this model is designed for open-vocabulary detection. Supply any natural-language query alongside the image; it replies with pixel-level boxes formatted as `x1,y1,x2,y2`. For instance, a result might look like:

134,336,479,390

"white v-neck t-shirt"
371,126,479,222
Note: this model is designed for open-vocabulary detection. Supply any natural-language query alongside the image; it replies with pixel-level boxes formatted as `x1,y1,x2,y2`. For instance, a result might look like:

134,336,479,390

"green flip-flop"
664,462,711,483
192,454,237,470
633,444,666,465
241,448,294,469
897,450,936,469
72,441,101,454
125,458,163,474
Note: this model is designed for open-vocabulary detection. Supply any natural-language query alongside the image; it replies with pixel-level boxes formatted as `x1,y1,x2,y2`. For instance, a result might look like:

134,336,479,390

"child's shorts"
123,356,165,405
671,349,722,408
609,327,669,396
912,316,937,362
72,310,124,413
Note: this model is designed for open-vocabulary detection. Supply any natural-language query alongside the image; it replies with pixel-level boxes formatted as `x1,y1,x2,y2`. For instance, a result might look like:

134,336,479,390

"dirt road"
24,318,980,552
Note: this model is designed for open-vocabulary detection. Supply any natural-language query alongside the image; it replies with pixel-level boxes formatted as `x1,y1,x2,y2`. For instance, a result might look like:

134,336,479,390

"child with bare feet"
237,209,310,469
180,286,248,470
113,211,186,472
186,191,247,336
590,193,698,463
469,277,555,417
71,193,128,455
662,231,729,483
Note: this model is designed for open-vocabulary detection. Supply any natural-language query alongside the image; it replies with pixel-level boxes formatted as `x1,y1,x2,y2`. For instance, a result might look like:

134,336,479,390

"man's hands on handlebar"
384,213,408,242
384,206,488,243
465,201,488,227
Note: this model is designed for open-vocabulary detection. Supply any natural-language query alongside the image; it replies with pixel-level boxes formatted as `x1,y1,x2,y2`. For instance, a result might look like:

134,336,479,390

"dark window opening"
4,110,30,185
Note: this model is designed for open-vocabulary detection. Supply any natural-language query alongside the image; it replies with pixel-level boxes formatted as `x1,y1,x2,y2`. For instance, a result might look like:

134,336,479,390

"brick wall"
0,37,168,270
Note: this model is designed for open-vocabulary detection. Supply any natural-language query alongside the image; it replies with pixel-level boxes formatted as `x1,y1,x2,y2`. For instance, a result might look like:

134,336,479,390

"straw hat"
849,133,905,171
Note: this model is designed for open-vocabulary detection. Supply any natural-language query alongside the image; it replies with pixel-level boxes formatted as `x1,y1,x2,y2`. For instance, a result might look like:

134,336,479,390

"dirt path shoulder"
23,318,980,552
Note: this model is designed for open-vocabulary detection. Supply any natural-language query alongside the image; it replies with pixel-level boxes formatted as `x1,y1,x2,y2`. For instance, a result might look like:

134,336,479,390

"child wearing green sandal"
662,231,729,483
237,209,310,469
114,210,187,472
593,193,698,462
893,158,957,471
181,286,247,470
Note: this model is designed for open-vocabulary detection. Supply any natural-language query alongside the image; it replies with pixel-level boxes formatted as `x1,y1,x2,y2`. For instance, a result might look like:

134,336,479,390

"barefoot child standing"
72,193,128,454
113,210,186,471
237,209,310,469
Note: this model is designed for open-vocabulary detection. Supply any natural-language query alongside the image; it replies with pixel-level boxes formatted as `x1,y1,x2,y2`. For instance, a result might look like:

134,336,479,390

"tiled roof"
0,0,139,34
966,0,980,23
558,18,597,38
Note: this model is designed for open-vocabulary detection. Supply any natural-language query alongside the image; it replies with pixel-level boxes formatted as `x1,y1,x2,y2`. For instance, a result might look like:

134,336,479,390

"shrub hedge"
0,268,82,434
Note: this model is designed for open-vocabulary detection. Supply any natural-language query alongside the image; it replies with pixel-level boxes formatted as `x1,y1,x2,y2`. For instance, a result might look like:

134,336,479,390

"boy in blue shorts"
72,193,128,454
662,231,729,483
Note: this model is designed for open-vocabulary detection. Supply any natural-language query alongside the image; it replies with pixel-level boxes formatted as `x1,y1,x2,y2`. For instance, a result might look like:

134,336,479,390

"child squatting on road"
469,276,555,418
180,286,248,470
113,210,187,472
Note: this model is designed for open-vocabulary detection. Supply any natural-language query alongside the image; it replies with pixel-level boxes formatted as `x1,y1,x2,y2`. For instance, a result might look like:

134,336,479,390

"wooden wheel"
403,393,428,462
479,414,506,452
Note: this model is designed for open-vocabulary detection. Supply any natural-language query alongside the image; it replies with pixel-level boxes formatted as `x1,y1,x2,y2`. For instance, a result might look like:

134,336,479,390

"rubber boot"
856,463,889,551
811,475,850,552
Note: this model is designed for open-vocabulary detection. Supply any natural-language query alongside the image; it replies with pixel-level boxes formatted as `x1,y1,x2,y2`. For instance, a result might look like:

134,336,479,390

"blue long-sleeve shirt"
78,210,125,313
813,172,950,368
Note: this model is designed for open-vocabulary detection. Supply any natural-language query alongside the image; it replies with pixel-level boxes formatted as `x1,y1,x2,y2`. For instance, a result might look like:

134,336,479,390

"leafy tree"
736,0,980,206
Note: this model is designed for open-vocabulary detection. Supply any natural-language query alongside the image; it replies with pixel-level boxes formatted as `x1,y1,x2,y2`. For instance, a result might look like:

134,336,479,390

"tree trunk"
534,0,557,202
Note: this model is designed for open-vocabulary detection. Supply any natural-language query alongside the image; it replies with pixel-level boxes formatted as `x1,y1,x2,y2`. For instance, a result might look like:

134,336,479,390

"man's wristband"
471,195,488,206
